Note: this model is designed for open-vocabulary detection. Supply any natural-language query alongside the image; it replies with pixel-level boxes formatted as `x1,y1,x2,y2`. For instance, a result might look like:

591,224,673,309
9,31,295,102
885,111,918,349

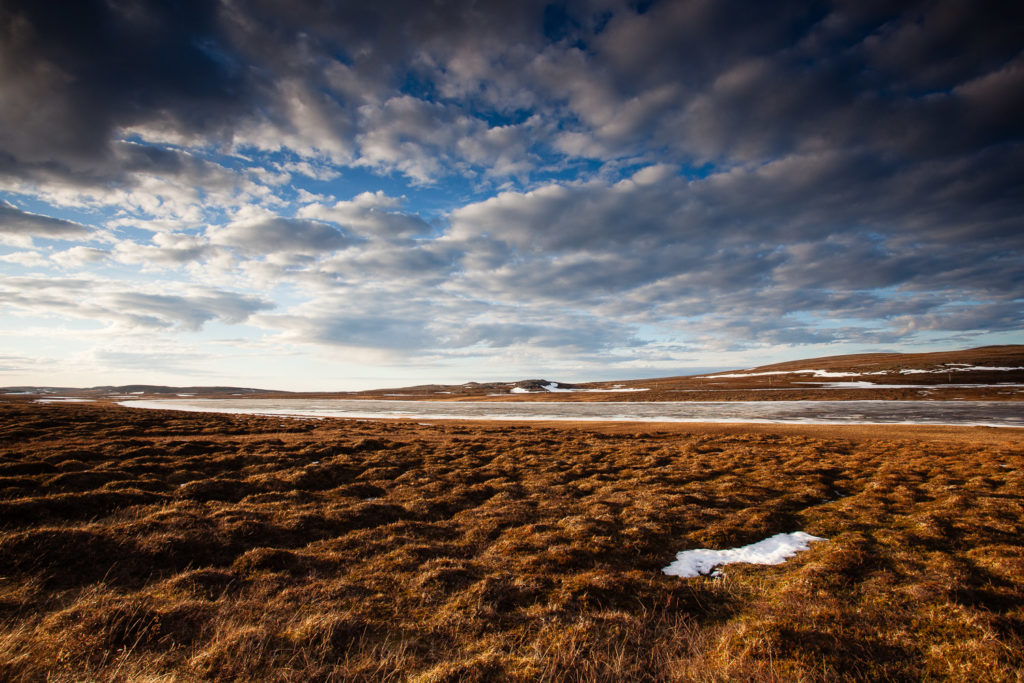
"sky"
0,0,1022,391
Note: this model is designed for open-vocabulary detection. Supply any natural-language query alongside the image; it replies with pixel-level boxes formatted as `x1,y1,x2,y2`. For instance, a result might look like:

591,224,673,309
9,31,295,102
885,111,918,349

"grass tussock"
0,402,1022,681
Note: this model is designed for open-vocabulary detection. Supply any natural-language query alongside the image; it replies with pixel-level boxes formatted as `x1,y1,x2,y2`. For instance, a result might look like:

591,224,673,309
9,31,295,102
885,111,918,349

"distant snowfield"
662,532,827,577
120,399,1024,427
792,381,1024,389
709,369,862,378
509,382,649,394
709,365,1024,379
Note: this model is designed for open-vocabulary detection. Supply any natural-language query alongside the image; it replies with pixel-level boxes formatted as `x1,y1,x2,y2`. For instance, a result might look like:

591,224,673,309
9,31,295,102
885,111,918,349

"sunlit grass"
1,402,1022,680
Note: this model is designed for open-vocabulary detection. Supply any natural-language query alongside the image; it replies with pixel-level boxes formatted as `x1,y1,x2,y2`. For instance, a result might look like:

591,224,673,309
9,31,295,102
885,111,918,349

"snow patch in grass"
510,382,650,394
663,531,826,577
901,366,1024,374
796,381,1024,389
709,370,860,378
711,365,1024,379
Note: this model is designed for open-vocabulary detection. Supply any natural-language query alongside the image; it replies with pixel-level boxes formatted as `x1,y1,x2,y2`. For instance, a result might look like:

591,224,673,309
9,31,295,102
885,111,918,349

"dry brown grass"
0,401,1022,681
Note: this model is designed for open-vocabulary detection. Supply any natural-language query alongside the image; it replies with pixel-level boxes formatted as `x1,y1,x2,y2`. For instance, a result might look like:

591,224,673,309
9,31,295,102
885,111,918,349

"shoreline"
112,396,1024,430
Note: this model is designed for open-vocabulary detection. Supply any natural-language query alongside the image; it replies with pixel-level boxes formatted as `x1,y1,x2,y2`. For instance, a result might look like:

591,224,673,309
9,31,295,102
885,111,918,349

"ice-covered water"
119,398,1024,427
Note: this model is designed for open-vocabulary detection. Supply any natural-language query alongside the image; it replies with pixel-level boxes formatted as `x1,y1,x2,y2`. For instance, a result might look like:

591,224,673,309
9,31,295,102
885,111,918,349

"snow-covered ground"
707,369,860,378
792,381,1024,389
509,382,649,394
662,531,826,577
899,365,1024,374
708,365,1024,379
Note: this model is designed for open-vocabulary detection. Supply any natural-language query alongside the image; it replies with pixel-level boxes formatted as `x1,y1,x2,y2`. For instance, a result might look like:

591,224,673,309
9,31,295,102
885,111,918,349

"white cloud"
113,232,212,268
51,246,109,269
0,251,49,268
0,275,273,332
296,191,430,239
354,96,483,182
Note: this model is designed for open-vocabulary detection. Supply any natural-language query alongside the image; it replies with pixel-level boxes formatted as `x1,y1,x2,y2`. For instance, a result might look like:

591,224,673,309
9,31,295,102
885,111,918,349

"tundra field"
0,400,1023,681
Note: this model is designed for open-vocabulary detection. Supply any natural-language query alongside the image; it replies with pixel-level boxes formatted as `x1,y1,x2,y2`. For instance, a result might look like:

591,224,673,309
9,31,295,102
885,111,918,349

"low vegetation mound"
0,402,1022,680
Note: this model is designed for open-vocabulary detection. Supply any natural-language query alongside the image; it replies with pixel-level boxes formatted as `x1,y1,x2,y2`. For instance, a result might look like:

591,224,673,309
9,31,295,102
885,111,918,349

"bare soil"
1,401,1023,681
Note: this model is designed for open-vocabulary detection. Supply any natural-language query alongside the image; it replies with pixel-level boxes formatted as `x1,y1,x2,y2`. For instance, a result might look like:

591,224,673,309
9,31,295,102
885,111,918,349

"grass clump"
0,401,1022,680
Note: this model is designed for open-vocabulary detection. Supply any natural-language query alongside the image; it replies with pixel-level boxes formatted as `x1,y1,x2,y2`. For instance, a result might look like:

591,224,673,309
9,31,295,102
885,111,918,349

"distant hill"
703,345,1024,376
4,345,1022,402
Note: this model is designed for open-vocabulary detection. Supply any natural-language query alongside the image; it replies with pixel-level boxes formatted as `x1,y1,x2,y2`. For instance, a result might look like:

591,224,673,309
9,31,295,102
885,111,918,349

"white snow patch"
793,381,900,389
709,370,860,378
900,366,1024,374
510,382,650,394
710,365,1024,379
662,531,826,578
796,381,1024,389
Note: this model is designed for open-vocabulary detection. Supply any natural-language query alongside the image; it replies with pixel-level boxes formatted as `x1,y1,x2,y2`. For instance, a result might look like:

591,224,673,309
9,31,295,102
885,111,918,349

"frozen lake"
120,398,1024,428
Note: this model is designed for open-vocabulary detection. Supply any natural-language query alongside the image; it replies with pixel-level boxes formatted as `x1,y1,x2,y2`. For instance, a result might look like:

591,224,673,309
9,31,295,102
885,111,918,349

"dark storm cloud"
0,0,251,177
0,0,548,184
573,0,1024,162
3,0,1022,180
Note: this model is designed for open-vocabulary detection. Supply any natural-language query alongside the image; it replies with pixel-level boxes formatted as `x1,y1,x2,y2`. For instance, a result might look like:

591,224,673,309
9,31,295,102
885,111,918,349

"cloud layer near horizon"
0,0,1021,386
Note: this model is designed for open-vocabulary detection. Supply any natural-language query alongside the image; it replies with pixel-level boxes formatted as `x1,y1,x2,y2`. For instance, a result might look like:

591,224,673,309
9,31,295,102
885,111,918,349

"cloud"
0,250,49,268
443,147,1024,345
113,232,212,267
354,96,484,182
254,291,636,359
1,1,1022,383
0,275,273,331
0,353,52,375
87,348,214,375
0,0,252,179
208,216,356,255
0,202,91,242
51,246,108,269
297,192,431,240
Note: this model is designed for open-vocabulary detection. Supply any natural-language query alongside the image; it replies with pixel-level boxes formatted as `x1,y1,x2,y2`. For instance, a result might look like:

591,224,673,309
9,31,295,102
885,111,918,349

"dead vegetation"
0,401,1022,681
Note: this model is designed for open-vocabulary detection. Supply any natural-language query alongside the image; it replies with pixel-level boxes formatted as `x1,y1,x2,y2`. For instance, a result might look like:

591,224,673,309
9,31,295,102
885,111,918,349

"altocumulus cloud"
0,0,1021,386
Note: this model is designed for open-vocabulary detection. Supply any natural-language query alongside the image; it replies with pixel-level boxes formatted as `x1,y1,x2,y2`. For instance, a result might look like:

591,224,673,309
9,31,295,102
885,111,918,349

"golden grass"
0,401,1022,681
